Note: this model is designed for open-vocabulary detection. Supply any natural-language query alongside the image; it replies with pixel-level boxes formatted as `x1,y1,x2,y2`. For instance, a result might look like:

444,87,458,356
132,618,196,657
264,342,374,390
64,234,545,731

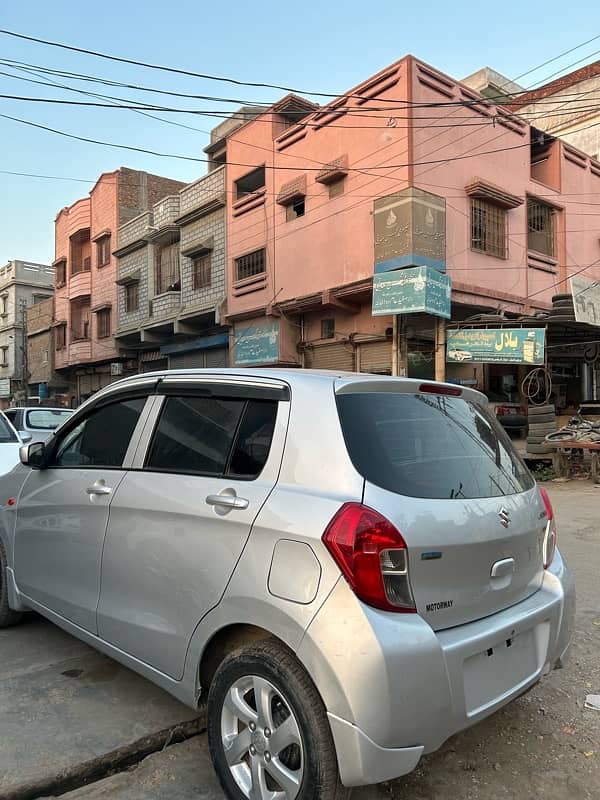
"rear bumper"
298,548,574,787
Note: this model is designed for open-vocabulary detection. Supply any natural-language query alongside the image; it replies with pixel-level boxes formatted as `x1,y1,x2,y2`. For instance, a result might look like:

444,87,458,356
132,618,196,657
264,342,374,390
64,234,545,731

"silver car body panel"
0,369,576,788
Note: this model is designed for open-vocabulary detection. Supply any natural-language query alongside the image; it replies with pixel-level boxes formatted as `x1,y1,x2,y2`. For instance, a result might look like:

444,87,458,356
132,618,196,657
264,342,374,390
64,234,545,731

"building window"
321,318,335,339
235,166,265,200
192,254,212,290
32,293,50,305
42,348,49,364
96,235,111,268
71,299,90,341
155,234,180,295
0,295,7,316
97,308,111,339
55,324,66,350
471,199,508,259
527,198,555,258
125,283,139,313
328,178,345,199
0,346,8,367
235,249,265,281
286,198,306,222
70,229,91,275
55,260,66,287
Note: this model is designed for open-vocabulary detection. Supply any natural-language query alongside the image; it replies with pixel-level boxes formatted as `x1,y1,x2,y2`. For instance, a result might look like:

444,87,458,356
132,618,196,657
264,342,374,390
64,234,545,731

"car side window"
4,409,17,425
49,397,146,469
145,396,278,479
227,400,278,478
146,396,245,476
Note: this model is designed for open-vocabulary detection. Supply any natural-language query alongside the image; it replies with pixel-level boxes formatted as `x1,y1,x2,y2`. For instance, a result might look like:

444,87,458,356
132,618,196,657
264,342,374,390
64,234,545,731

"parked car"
485,391,528,436
0,370,574,799
0,410,31,476
4,406,73,444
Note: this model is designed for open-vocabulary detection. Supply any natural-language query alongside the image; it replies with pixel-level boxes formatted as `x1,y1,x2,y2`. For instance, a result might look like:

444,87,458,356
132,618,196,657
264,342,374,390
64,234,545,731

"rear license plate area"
463,628,540,716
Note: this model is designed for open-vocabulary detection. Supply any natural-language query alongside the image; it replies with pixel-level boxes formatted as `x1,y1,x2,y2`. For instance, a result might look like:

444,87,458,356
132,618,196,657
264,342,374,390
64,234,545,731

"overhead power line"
2,28,600,109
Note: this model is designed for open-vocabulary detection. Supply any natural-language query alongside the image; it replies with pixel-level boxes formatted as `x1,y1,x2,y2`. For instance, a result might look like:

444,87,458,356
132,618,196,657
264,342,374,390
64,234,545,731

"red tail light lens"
418,383,462,396
539,487,557,569
322,503,416,612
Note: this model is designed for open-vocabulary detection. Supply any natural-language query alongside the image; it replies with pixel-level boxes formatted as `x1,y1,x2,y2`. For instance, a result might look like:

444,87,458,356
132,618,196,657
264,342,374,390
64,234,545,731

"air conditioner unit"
110,362,123,376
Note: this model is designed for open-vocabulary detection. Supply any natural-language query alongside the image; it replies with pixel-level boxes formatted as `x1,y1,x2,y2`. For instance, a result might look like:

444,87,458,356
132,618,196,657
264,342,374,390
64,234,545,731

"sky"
1,0,600,265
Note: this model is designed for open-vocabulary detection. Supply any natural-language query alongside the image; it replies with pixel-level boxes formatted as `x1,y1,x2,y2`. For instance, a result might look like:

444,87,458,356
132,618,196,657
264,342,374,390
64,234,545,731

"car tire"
528,404,555,416
529,422,556,436
528,414,556,426
0,540,22,628
208,639,348,800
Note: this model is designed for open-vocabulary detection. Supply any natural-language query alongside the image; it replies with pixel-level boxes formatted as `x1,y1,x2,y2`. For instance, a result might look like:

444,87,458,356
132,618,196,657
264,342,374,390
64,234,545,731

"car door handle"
206,493,249,511
86,481,112,496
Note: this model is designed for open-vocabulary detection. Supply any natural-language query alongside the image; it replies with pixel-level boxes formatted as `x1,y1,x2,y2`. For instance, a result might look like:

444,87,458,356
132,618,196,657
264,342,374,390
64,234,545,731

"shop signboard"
570,275,600,327
0,378,10,398
372,266,451,318
446,328,545,365
233,320,279,366
374,188,446,273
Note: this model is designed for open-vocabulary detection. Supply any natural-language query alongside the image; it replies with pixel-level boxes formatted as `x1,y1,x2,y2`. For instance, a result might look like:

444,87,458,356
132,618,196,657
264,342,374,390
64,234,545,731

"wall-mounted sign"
0,378,10,398
372,266,451,318
233,320,279,366
570,276,600,327
446,328,545,365
374,188,446,273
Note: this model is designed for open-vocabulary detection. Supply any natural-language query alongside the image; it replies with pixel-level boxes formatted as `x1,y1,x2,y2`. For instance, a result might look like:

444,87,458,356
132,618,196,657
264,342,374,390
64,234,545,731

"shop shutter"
205,347,229,368
359,339,392,374
169,348,229,370
141,358,168,373
305,342,355,371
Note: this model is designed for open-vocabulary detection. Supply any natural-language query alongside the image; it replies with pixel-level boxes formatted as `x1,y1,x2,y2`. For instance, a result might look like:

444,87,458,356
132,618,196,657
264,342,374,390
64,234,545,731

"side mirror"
21,433,33,444
20,442,46,469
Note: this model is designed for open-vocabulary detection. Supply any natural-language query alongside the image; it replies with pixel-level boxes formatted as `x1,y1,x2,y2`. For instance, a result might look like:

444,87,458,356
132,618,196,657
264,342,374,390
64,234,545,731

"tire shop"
446,284,600,464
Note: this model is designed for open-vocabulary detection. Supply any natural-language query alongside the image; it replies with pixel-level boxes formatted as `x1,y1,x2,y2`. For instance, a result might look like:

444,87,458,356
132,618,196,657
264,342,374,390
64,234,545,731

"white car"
447,348,473,362
0,411,30,476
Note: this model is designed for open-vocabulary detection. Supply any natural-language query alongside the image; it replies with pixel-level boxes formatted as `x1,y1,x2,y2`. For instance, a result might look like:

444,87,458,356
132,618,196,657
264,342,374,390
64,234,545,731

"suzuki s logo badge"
499,508,511,528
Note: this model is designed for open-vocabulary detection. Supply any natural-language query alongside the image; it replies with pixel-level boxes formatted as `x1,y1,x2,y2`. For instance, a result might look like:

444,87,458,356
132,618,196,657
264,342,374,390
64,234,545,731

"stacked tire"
527,404,556,455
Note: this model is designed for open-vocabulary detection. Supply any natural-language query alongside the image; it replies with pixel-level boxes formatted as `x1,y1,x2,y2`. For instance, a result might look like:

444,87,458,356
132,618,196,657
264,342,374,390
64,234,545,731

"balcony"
178,167,225,222
153,195,180,229
151,291,181,321
116,212,153,253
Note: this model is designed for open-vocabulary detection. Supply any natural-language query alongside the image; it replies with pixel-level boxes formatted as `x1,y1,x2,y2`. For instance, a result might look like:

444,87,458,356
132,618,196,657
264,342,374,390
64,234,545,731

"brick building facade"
26,296,68,403
53,168,185,402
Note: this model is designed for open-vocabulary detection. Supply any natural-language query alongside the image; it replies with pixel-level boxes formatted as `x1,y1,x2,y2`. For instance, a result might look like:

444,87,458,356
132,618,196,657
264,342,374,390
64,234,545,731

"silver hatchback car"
0,370,574,800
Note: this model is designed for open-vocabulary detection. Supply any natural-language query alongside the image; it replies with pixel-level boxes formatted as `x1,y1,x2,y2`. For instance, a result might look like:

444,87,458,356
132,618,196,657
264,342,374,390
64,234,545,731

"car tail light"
495,405,513,416
538,487,557,569
322,503,416,612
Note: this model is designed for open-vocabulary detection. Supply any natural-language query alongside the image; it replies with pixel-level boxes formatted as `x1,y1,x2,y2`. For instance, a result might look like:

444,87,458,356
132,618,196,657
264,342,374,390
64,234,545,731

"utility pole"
19,298,29,399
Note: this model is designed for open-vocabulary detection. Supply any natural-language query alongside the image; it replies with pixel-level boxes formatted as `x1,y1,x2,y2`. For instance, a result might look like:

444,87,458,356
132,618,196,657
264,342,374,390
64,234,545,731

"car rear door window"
146,396,278,479
0,413,19,443
50,398,146,468
337,391,534,499
26,409,72,430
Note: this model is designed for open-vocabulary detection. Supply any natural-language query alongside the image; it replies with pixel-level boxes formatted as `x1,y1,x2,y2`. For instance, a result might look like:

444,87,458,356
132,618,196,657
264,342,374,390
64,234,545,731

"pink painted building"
53,168,184,402
225,57,600,400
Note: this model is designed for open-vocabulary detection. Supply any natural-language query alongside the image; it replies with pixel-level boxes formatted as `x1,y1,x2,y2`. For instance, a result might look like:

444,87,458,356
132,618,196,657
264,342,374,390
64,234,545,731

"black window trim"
141,393,279,482
39,393,152,471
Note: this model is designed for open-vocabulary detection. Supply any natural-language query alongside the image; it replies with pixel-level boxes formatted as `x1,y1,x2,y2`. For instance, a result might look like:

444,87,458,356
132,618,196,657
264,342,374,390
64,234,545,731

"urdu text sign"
446,328,545,365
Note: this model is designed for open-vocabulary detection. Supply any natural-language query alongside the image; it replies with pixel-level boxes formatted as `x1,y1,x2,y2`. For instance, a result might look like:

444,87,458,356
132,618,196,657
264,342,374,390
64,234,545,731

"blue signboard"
233,321,280,366
372,266,452,318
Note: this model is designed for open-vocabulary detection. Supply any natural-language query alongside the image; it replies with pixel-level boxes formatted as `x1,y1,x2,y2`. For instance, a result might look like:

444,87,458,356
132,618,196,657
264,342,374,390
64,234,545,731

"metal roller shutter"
205,348,228,368
305,342,355,371
169,348,229,370
359,340,392,374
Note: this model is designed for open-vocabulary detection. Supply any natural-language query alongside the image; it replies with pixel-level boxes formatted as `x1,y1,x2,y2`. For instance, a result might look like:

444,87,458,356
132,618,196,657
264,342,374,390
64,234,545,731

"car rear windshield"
336,391,534,499
26,409,72,430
